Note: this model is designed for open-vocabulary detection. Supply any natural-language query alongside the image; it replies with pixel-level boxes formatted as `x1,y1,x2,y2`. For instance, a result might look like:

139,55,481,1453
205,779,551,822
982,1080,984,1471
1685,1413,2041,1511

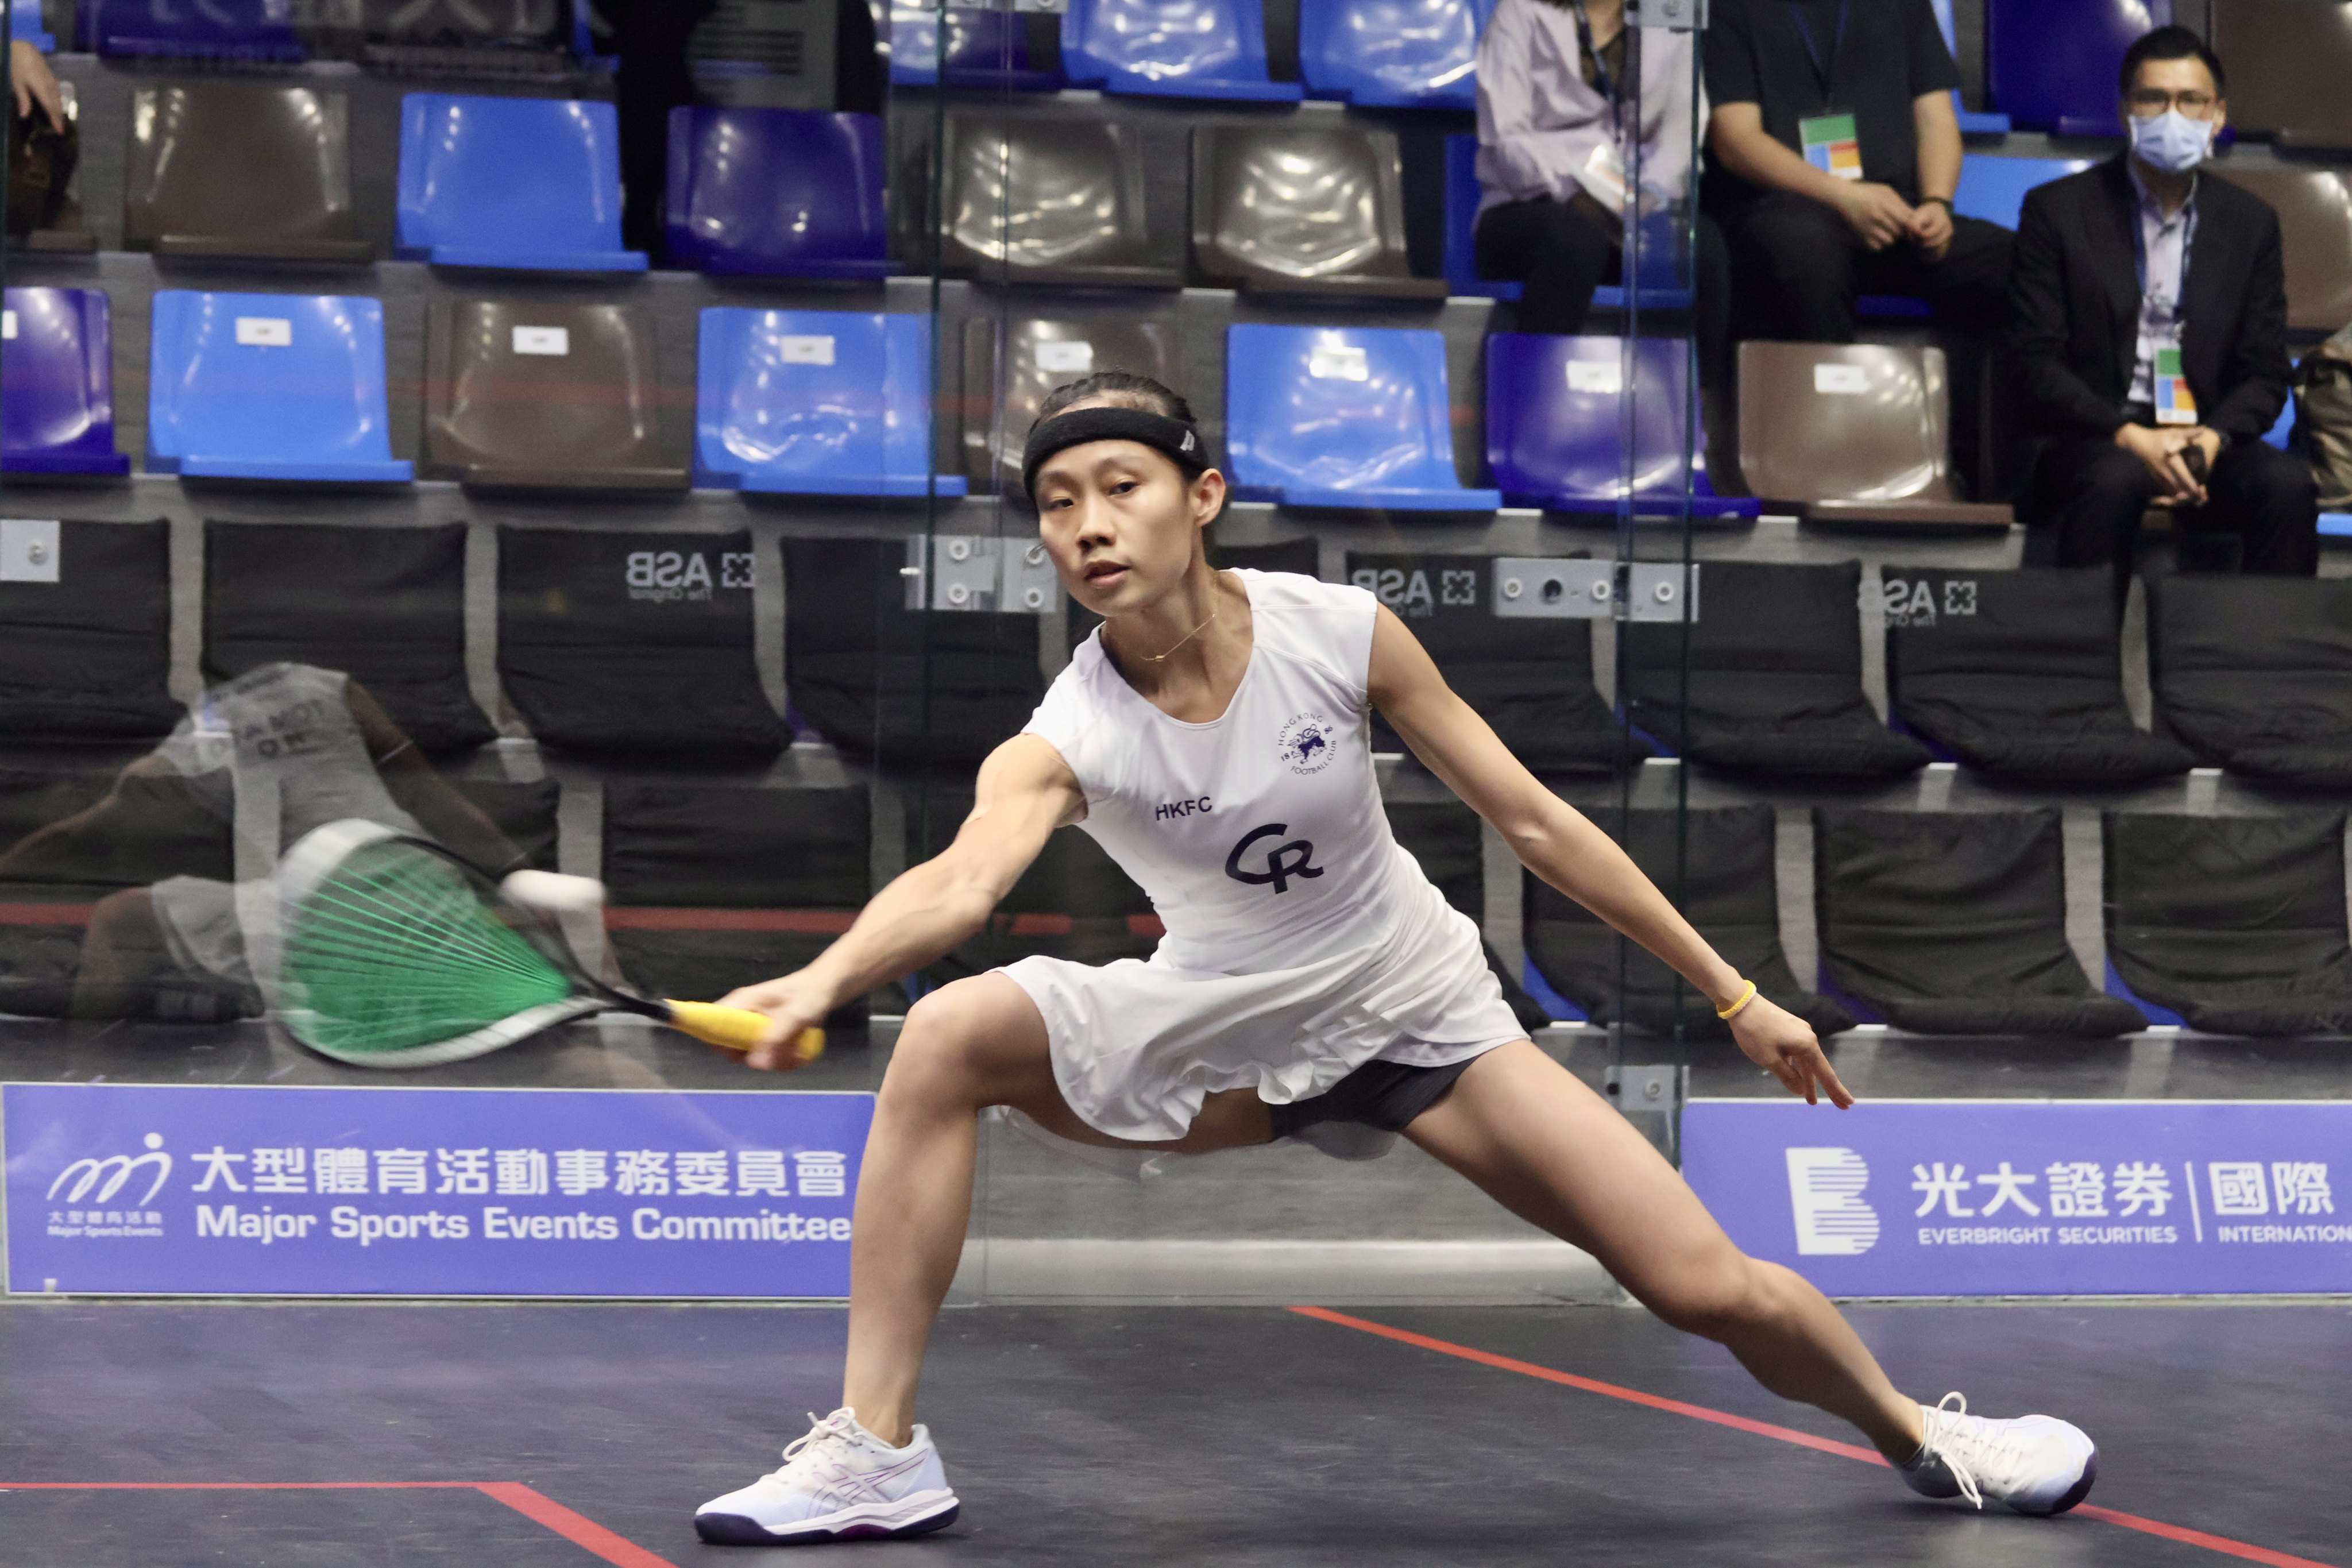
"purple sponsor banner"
4,1083,872,1298
1683,1099,2352,1297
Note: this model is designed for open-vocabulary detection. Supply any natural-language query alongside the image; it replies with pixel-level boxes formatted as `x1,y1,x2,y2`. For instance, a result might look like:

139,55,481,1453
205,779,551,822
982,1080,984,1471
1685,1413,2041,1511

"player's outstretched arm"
719,735,1084,1069
1366,608,1851,1107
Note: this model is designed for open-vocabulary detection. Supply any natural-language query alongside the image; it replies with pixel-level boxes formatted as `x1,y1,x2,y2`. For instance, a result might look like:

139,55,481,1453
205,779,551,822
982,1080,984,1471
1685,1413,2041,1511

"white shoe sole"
695,1487,961,1546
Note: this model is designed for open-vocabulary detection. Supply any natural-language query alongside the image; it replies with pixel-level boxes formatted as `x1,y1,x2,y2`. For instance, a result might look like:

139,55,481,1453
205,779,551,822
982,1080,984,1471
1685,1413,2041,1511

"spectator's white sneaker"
695,1408,960,1546
1899,1392,2098,1515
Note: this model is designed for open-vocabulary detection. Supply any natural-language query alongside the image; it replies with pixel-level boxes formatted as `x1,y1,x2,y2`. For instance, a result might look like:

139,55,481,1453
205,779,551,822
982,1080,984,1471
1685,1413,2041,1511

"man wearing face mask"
2007,26,2317,603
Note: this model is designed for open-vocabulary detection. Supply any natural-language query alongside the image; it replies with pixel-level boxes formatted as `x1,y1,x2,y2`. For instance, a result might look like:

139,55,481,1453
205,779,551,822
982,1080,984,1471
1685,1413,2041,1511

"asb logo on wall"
1685,1099,2351,1296
4,1084,872,1299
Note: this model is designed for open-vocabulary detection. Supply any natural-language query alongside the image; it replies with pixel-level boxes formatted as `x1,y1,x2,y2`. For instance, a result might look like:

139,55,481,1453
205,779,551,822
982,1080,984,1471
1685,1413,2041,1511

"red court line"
0,903,94,925
0,1481,678,1567
476,1482,680,1568
1289,1306,2339,1568
604,907,855,933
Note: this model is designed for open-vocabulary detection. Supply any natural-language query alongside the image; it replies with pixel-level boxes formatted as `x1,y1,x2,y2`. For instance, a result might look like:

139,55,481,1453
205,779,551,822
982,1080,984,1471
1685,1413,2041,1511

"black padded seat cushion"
786,537,1043,768
1347,552,1645,775
1814,808,2145,1038
500,529,785,762
2148,574,2352,787
0,762,240,1021
206,522,496,758
1524,804,1851,1040
1385,798,1554,1034
1886,566,2193,785
603,783,871,1025
0,520,180,742
2106,810,2352,1037
910,780,1161,990
1624,561,1928,780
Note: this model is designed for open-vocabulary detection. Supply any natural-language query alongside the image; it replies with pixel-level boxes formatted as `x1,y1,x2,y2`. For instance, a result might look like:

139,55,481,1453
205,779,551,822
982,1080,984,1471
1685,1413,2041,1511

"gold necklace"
1121,589,1223,663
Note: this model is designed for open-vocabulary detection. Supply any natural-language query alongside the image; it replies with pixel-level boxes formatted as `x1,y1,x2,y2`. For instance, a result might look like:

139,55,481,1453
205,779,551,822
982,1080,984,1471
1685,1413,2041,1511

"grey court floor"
1,1298,2343,1567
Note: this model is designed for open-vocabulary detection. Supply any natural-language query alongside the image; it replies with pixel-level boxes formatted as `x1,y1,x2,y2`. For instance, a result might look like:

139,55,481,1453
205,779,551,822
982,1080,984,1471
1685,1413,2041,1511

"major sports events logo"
49,1131,173,1207
1276,711,1338,774
1786,1146,1880,1256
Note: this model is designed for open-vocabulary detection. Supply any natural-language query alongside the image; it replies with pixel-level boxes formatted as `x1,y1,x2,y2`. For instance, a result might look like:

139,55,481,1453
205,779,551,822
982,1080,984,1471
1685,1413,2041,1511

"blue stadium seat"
1928,0,2010,134
3,288,129,477
890,5,1064,88
397,95,645,273
79,0,304,59
1224,323,1499,511
695,310,967,498
1953,153,2094,230
1988,0,2154,136
1299,0,1490,109
14,0,54,50
1063,0,1303,101
1440,134,1693,309
146,292,412,483
1485,334,1755,518
664,107,895,279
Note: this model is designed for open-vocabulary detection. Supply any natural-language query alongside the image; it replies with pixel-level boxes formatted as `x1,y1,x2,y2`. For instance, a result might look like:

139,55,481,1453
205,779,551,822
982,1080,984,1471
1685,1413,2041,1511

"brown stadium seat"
2209,0,2352,149
121,83,372,264
960,316,1183,498
1190,124,1449,300
423,299,688,492
1737,342,2010,526
2211,166,2352,333
913,113,1181,288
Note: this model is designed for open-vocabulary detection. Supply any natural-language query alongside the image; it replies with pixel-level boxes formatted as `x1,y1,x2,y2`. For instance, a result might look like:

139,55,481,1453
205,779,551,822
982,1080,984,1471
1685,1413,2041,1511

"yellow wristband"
1715,979,1758,1021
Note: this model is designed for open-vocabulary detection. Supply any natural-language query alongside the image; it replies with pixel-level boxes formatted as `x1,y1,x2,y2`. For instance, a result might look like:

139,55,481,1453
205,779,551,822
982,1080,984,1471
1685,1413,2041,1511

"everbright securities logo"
1785,1146,1880,1256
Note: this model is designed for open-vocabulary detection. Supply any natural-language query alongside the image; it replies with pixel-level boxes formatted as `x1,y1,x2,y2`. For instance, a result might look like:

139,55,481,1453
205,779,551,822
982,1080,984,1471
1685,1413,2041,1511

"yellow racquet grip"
662,1001,826,1063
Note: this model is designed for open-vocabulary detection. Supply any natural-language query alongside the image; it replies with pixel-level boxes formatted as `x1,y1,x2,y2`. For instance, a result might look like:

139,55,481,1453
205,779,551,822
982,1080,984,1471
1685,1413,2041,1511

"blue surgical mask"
2130,109,2213,175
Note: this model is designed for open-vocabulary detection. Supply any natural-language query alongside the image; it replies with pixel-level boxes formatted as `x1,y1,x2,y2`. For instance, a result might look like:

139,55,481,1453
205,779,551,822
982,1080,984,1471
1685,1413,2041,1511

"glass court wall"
0,0,1712,1308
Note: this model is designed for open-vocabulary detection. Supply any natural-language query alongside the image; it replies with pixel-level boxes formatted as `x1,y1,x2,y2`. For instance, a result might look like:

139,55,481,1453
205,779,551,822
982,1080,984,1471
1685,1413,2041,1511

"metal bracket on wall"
902,535,1061,614
1492,557,1700,624
0,518,60,582
1624,561,1701,624
1604,1062,1691,1161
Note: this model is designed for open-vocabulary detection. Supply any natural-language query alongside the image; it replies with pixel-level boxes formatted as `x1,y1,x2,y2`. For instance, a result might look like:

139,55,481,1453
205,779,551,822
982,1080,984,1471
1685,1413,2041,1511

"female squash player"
693,375,2096,1545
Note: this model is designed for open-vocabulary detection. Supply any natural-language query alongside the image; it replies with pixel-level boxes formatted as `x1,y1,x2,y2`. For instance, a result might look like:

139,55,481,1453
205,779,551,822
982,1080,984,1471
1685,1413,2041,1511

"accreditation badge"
1798,111,1863,180
2154,346,2198,425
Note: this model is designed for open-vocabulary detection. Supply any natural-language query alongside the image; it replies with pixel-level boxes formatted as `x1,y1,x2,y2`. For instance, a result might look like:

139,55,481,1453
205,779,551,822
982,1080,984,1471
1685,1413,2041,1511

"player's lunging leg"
696,974,1267,1546
1406,1042,2096,1514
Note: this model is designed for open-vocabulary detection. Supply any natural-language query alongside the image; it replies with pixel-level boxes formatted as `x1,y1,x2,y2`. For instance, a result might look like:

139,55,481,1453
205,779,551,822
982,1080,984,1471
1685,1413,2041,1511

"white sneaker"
1899,1392,2098,1516
694,1408,961,1546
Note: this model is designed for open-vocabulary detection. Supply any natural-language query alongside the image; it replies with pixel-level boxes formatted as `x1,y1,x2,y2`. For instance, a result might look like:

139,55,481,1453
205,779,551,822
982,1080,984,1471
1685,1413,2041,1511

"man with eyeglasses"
2007,25,2318,603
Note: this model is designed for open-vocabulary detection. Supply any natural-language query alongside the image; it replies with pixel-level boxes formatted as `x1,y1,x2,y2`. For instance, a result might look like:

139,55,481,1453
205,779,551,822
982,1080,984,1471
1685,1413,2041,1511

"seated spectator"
1474,0,1728,388
2007,27,2316,601
1702,0,2009,489
11,39,65,132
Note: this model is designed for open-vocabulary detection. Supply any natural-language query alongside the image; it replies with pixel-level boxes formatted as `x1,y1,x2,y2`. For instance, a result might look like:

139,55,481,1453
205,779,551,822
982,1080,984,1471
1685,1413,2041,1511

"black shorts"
1265,1053,1484,1139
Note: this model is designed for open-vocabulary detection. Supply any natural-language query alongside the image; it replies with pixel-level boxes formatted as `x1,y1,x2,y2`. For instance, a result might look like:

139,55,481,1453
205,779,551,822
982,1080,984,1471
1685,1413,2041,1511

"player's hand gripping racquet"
273,819,825,1069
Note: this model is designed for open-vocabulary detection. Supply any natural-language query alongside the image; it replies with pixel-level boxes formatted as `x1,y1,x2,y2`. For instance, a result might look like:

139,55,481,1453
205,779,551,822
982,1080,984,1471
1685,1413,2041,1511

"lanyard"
1570,0,1621,128
2129,176,2197,304
1786,0,1849,101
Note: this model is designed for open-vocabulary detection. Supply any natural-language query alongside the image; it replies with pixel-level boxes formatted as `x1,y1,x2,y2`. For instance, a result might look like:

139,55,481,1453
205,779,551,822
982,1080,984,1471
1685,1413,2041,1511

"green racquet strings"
279,837,574,1057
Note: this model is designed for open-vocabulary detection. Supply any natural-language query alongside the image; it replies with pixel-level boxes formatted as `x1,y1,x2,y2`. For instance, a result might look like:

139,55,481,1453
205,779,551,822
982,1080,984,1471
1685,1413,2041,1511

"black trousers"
1473,194,1732,393
1717,191,2013,491
2028,431,2321,603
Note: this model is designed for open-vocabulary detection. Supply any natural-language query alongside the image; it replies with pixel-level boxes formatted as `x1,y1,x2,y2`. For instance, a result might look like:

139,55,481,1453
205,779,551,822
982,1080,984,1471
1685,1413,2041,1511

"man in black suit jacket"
2007,27,2317,600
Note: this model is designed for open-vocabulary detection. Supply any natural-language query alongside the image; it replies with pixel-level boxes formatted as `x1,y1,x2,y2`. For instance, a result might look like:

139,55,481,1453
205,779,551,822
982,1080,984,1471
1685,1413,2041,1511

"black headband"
1021,406,1206,499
